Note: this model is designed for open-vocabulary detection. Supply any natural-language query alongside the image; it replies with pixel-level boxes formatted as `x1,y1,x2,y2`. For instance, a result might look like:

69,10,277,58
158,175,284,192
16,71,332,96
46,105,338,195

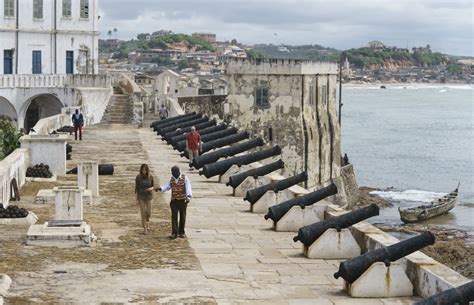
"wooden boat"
398,184,459,223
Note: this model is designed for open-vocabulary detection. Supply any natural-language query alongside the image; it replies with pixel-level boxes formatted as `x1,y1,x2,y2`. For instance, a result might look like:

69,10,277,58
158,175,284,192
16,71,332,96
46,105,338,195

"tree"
0,120,22,159
245,49,264,60
113,28,118,38
137,33,149,41
231,39,238,45
107,30,112,39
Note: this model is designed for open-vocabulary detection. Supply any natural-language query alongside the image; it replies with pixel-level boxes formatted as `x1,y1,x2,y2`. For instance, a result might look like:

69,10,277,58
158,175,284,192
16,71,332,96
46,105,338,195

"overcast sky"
99,0,473,56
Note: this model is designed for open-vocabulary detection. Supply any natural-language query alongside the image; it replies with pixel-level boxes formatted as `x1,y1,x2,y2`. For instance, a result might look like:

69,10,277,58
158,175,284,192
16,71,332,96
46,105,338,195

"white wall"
0,148,28,207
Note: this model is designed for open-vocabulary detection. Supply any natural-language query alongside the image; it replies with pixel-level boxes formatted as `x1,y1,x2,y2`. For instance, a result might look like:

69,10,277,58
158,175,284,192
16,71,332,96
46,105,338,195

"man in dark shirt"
71,109,84,141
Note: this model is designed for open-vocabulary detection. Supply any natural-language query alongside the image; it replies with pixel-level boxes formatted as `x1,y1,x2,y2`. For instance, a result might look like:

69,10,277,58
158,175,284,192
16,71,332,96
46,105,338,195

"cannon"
181,132,249,158
158,117,210,135
334,231,436,284
192,138,265,169
199,146,281,178
153,113,201,132
174,127,238,151
66,164,114,175
264,183,338,222
150,112,196,129
226,159,285,189
244,172,308,204
293,204,380,247
162,120,217,142
414,280,474,305
168,124,227,146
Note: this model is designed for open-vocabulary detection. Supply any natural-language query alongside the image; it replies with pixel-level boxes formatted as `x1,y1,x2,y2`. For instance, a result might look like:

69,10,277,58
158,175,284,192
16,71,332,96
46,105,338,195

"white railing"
0,148,28,207
30,114,72,136
0,74,112,88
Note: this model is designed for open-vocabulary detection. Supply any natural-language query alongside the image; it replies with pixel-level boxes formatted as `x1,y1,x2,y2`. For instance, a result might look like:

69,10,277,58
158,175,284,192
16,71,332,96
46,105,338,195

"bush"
0,119,22,159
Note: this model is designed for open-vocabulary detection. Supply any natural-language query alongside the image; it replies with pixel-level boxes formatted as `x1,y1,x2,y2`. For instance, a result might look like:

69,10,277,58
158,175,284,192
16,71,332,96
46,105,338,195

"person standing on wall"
155,166,192,240
159,104,169,120
186,126,202,169
71,109,84,141
135,164,155,235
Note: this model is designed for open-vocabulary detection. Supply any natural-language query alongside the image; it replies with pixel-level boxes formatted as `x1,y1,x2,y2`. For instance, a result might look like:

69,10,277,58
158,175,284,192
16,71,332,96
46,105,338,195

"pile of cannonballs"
0,204,28,218
26,164,53,178
57,126,75,133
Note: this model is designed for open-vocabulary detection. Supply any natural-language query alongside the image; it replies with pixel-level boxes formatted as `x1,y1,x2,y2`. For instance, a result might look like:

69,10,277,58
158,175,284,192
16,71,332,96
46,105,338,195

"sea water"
341,84,473,230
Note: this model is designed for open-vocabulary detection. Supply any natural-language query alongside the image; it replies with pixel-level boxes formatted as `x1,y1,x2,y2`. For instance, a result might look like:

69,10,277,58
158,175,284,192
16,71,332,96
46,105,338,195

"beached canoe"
398,184,459,223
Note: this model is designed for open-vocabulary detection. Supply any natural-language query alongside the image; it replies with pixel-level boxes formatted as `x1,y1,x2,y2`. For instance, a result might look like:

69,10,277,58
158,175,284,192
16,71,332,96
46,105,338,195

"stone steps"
101,94,133,124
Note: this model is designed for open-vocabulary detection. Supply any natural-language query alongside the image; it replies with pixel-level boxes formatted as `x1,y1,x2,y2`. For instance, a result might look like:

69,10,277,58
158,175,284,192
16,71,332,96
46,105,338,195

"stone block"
251,189,296,214
0,212,38,226
53,187,84,221
345,262,413,298
20,135,68,176
275,204,327,232
26,222,95,247
304,228,361,259
78,161,99,196
35,189,92,205
234,175,272,197
25,175,57,183
219,164,252,184
0,274,11,297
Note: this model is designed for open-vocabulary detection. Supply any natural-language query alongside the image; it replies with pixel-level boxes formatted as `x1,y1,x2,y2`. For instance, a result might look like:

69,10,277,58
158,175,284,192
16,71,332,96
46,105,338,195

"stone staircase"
101,87,133,124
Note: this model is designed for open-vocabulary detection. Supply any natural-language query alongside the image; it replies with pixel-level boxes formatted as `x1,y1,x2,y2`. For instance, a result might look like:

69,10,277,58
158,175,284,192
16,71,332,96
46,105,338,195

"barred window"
62,0,71,17
309,84,314,105
320,85,327,105
4,0,14,17
80,0,89,18
255,86,269,108
33,0,43,19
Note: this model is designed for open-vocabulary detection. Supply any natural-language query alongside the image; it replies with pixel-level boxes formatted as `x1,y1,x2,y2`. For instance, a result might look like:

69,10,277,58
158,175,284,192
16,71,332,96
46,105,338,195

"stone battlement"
226,57,338,75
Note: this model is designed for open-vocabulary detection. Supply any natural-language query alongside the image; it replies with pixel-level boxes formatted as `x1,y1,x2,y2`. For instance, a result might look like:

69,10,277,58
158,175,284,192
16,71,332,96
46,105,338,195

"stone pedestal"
0,274,11,300
304,228,361,259
251,189,296,213
27,187,95,247
234,175,272,197
219,164,252,184
78,161,99,196
345,262,413,298
274,204,327,232
20,134,68,176
35,189,92,205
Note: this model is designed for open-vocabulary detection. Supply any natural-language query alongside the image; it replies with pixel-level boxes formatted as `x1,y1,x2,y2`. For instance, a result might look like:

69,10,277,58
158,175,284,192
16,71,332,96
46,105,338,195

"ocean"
341,84,473,230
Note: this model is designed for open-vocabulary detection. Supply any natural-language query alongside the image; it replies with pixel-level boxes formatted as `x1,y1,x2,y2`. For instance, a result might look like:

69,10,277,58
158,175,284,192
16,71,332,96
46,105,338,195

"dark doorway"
25,100,40,132
4,50,13,74
66,51,74,74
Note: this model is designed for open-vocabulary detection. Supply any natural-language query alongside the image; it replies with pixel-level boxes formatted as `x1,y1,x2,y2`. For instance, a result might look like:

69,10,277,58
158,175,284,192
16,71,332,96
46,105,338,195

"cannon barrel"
226,160,285,189
192,138,265,169
264,183,338,222
293,204,380,246
153,113,201,132
150,112,196,128
174,128,238,152
158,117,210,135
163,120,216,142
168,124,227,146
199,146,281,178
244,172,308,204
334,231,436,284
414,280,474,305
181,132,249,158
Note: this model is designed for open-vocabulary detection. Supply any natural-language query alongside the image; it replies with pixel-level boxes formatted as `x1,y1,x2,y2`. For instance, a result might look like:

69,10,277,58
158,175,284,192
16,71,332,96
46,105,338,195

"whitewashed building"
0,0,99,75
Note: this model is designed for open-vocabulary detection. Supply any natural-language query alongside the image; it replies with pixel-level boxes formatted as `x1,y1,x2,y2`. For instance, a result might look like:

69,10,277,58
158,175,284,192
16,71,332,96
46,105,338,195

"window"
66,51,74,74
4,0,14,17
32,51,42,74
33,0,43,19
62,0,71,17
309,84,314,105
255,86,269,108
320,85,327,105
80,0,89,18
4,50,13,74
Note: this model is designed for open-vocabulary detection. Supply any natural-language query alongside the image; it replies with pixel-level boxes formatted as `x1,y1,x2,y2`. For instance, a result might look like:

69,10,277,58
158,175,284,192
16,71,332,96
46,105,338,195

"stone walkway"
0,122,421,304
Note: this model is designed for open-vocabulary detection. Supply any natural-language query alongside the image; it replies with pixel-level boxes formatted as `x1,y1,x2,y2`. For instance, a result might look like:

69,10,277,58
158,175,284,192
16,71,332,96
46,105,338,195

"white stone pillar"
78,162,99,196
19,135,68,176
53,187,84,222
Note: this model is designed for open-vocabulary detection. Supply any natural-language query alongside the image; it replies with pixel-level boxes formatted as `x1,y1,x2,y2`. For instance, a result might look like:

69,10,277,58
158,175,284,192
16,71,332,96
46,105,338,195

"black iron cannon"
153,113,201,132
226,160,285,189
264,183,338,222
199,146,281,178
244,172,308,204
158,117,210,135
174,127,238,152
192,138,265,169
66,164,114,175
163,120,216,142
150,112,196,129
181,132,249,158
414,280,474,305
334,231,436,284
168,124,227,146
293,204,380,246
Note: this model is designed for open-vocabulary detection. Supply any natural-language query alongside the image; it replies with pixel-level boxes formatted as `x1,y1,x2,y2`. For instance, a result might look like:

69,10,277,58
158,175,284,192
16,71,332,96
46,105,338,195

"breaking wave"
345,84,473,90
370,189,447,203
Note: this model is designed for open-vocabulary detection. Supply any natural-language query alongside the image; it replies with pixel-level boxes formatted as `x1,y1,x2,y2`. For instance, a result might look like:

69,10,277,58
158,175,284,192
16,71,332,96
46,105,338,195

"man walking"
186,126,201,169
71,109,84,141
159,104,169,120
156,166,192,239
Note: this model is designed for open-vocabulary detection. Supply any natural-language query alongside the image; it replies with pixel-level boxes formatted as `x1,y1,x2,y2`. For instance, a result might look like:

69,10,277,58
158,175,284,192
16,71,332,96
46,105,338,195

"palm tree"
107,30,112,39
113,28,118,38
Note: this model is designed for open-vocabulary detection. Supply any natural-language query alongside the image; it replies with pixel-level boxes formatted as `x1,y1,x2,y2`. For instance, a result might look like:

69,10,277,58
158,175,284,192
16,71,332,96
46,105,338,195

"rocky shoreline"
358,186,473,279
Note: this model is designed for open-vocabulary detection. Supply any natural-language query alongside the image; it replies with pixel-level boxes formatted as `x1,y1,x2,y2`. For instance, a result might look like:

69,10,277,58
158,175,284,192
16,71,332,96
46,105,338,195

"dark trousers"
170,199,187,235
74,124,82,140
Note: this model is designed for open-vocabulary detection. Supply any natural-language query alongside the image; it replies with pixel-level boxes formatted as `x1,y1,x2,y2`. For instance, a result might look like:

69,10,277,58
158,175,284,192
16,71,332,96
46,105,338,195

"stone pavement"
139,123,420,305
